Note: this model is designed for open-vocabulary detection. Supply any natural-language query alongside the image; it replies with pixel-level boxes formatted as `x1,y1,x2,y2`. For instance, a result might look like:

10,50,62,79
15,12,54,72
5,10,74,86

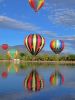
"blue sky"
0,0,75,54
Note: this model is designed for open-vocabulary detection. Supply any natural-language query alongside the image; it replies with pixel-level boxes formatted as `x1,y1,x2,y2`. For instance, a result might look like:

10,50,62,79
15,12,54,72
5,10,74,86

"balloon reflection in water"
24,69,44,92
50,71,64,86
2,71,8,78
8,63,19,74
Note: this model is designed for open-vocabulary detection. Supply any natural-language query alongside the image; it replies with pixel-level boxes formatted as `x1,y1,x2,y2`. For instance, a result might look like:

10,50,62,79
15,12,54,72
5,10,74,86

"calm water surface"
0,63,75,100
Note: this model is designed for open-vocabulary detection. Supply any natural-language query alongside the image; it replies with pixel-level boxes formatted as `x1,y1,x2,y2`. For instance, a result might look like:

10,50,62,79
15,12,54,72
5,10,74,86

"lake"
0,62,75,100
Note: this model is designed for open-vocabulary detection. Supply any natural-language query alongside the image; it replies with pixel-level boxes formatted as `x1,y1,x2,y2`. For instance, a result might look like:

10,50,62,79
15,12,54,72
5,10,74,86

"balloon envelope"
24,69,44,91
2,71,8,78
2,44,8,50
50,71,64,86
50,40,64,54
24,34,45,56
8,63,19,74
7,49,18,59
29,0,45,12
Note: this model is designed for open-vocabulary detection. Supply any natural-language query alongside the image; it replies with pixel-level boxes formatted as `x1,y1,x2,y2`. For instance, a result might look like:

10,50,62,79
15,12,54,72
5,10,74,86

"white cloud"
0,16,40,31
55,36,75,41
44,0,75,10
44,0,75,28
37,30,56,37
43,2,53,10
0,16,56,36
48,9,75,28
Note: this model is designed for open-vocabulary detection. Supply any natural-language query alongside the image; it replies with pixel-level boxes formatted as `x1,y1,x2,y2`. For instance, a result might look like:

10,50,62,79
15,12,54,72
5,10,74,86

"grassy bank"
0,60,75,64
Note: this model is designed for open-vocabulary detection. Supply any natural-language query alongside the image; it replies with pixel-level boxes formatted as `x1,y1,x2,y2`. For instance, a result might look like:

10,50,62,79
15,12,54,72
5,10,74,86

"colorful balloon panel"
24,70,44,92
50,71,64,86
7,49,18,59
8,63,19,74
2,44,8,50
24,34,45,56
50,40,64,54
29,0,44,12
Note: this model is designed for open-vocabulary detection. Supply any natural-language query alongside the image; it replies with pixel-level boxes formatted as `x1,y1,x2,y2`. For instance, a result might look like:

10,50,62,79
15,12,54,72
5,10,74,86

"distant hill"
0,45,73,55
9,45,27,53
0,45,27,55
11,45,53,54
0,45,52,55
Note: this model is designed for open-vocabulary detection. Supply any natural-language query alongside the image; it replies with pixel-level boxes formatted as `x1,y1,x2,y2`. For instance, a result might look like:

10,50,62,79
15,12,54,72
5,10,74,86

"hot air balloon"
2,71,8,78
8,63,19,74
7,49,19,59
50,40,64,54
24,34,45,56
24,69,44,92
29,0,45,12
1,44,8,50
50,71,64,86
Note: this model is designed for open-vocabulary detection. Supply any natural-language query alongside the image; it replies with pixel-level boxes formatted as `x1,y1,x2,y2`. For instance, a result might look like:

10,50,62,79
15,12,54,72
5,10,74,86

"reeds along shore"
0,60,75,64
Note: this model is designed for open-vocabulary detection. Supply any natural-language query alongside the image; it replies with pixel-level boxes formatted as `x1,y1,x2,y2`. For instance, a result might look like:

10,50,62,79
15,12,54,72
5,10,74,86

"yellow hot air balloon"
7,49,19,59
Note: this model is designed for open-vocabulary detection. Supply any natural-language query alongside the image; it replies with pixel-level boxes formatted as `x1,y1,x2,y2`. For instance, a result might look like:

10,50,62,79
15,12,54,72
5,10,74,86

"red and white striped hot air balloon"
24,34,45,56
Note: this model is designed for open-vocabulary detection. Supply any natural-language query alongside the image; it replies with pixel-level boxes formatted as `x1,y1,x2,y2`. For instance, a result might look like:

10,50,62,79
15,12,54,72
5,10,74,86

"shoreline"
0,60,75,64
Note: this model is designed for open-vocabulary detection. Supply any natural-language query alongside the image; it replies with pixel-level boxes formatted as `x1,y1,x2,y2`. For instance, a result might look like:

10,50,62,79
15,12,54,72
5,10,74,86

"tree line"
0,53,75,61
